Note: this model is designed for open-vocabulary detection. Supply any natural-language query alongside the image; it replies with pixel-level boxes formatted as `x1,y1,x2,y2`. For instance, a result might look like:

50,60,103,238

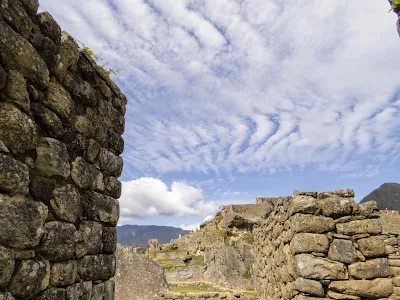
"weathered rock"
20,0,39,16
115,246,168,300
294,277,324,297
104,279,115,300
42,81,74,122
78,53,97,86
291,214,335,233
108,129,124,155
38,221,76,262
328,239,358,264
104,176,122,199
326,291,360,300
31,102,63,138
50,184,81,223
8,259,50,298
0,194,47,248
98,148,123,177
348,258,390,279
318,189,355,199
71,157,104,191
50,260,77,287
328,278,393,298
353,201,378,217
71,80,97,108
72,115,93,138
0,0,33,39
336,219,382,235
90,283,104,300
98,100,125,134
59,127,87,158
0,21,49,89
0,245,14,288
0,65,7,90
102,227,117,254
291,233,329,254
30,176,55,203
54,32,80,82
0,293,15,300
294,254,348,280
77,254,116,281
33,34,59,73
36,138,70,178
85,139,100,163
66,282,92,300
112,97,126,115
82,191,119,226
0,103,38,154
290,196,317,215
37,12,61,46
316,197,354,218
357,236,386,258
12,249,35,260
293,190,318,198
0,153,29,195
2,69,30,112
0,140,9,153
35,288,66,300
76,221,102,258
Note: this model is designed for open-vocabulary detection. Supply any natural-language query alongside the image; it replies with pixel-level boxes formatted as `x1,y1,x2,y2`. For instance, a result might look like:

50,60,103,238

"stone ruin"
0,0,126,299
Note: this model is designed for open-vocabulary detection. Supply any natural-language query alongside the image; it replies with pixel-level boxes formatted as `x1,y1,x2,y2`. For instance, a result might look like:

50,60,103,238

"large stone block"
294,277,324,297
50,260,77,287
0,103,38,154
35,288,66,300
0,153,29,195
336,219,382,236
291,233,329,254
328,239,358,264
42,81,74,122
37,12,61,46
71,157,104,191
0,194,47,249
66,282,92,300
0,0,33,39
90,283,104,300
76,221,102,258
30,176,55,204
104,176,122,199
0,245,15,288
104,279,115,300
36,138,70,178
348,258,390,279
316,197,353,218
54,32,80,82
108,129,124,155
72,115,93,138
102,227,117,254
291,214,335,233
38,221,76,262
85,139,100,163
358,236,386,258
50,184,81,223
0,21,49,89
98,148,123,177
71,80,97,108
290,196,317,215
20,0,39,16
8,260,50,298
0,65,7,90
328,278,393,298
31,103,63,138
294,254,348,280
353,201,378,217
318,189,354,199
77,254,116,281
2,69,30,112
82,191,119,226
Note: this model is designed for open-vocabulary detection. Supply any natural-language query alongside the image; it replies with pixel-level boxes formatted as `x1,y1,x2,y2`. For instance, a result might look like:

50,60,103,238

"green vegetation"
169,285,221,293
160,243,179,253
390,0,400,12
242,232,254,244
242,265,253,279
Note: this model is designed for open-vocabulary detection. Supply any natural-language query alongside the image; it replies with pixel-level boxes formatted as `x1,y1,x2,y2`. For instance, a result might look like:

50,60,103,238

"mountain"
360,182,400,210
116,225,190,247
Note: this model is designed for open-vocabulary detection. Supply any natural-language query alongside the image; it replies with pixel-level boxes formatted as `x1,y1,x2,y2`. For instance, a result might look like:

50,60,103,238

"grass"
242,265,252,279
169,285,221,293
242,233,254,244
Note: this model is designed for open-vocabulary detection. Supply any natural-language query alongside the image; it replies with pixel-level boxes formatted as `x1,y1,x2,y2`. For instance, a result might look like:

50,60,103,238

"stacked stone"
0,1,127,299
254,189,400,300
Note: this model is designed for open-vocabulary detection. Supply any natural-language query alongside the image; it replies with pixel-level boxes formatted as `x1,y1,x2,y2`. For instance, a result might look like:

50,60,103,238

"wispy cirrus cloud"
39,0,400,179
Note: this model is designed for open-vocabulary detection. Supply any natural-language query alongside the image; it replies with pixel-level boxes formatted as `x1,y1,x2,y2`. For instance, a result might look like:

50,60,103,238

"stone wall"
0,1,126,299
254,189,400,299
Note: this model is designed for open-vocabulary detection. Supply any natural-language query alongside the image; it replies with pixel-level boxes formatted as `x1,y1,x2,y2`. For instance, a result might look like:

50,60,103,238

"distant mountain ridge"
360,182,400,210
116,225,190,247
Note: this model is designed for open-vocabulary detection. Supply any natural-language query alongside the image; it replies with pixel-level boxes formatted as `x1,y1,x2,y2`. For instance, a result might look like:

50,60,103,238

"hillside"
360,182,400,210
117,225,190,247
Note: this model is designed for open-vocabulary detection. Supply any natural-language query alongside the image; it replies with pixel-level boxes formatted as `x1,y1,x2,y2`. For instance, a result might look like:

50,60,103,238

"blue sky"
39,0,400,229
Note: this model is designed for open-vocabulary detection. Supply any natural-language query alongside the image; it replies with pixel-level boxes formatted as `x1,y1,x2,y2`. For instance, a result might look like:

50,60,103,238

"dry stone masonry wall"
0,0,127,299
254,189,400,300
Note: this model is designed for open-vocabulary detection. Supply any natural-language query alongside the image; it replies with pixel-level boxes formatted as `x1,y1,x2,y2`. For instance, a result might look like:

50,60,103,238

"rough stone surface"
328,239,358,264
0,154,29,195
42,81,74,122
291,233,329,254
90,283,104,300
29,176,55,204
71,157,104,191
0,0,33,38
294,277,324,297
2,69,30,112
104,279,115,300
50,260,77,287
294,254,348,280
35,288,66,300
291,214,335,233
104,176,122,199
115,245,168,300
358,236,386,258
85,139,100,163
38,221,76,262
0,194,47,249
66,282,92,300
328,278,393,298
31,103,63,138
77,254,116,281
316,197,354,218
336,219,382,235
348,258,390,279
36,138,70,178
0,103,38,154
76,221,102,258
82,192,119,226
37,12,61,45
102,227,117,254
8,259,50,298
50,184,81,223
0,245,15,288
98,148,123,177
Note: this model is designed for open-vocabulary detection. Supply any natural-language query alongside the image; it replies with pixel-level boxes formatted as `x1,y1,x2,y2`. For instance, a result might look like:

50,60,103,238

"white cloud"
178,215,215,231
38,0,400,178
120,178,218,219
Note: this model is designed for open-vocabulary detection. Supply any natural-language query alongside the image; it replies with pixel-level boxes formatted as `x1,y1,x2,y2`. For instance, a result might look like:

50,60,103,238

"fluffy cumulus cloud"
39,0,400,178
120,178,218,218
179,215,215,231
